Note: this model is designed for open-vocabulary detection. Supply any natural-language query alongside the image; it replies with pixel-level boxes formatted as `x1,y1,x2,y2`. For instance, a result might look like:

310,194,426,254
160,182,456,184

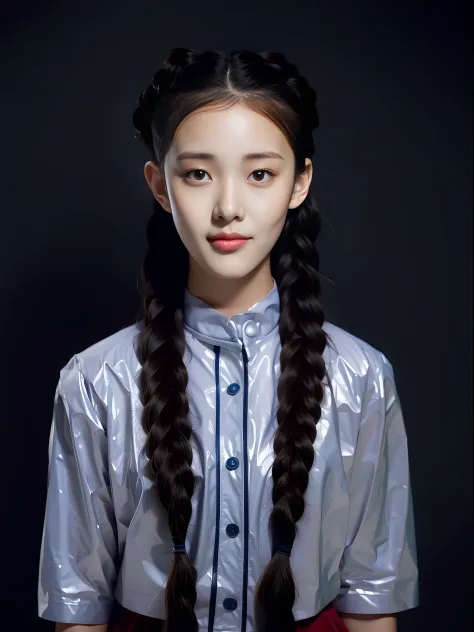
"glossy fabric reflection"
38,279,419,631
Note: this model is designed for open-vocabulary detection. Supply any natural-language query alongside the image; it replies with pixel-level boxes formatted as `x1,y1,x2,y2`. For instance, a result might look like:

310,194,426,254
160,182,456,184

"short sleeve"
38,355,118,624
333,352,419,615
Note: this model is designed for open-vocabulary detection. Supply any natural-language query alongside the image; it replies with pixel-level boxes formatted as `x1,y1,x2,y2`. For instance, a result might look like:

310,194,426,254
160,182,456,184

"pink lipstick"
208,232,251,252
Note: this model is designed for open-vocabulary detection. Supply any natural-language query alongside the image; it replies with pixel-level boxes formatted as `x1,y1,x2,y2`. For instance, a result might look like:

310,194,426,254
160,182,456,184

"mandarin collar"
183,278,280,351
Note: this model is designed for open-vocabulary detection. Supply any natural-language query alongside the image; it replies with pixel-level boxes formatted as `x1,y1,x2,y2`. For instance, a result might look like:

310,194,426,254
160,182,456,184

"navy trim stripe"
208,345,221,632
241,344,249,632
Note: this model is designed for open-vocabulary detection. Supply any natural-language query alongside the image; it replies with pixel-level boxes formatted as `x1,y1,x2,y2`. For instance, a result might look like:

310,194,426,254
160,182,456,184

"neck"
187,256,274,317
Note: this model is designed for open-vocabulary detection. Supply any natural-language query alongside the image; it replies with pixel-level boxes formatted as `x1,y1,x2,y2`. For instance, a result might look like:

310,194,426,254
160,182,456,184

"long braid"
255,194,329,632
136,202,198,632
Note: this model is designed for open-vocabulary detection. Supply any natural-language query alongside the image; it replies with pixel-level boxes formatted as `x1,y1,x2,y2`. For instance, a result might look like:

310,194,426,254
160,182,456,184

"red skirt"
108,601,349,632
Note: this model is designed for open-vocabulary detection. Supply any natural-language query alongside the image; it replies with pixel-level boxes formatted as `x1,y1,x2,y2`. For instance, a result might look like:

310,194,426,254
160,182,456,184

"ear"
288,158,313,209
143,161,172,213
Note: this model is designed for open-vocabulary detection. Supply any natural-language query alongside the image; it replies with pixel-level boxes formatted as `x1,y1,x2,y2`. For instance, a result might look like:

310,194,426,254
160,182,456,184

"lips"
207,233,251,253
208,232,250,241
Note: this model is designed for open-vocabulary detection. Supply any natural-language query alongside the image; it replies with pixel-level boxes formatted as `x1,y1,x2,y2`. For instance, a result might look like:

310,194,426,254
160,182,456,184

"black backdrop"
0,1,472,630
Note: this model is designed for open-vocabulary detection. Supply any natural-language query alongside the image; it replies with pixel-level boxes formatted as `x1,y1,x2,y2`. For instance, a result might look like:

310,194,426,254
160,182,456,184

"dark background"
0,0,472,630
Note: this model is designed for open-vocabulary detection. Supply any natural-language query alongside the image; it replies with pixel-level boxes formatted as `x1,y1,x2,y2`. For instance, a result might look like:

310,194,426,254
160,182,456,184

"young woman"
38,48,419,632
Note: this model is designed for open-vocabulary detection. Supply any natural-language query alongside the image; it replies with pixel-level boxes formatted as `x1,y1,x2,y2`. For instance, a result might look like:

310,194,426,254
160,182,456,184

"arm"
56,625,108,632
340,613,397,632
333,351,419,618
38,355,118,626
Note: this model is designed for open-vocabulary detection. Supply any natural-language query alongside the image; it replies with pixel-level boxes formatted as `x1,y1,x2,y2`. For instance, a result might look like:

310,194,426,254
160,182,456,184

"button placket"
219,349,245,627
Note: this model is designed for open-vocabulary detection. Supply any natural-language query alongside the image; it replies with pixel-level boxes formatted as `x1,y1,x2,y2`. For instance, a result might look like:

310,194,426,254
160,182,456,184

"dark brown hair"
132,48,331,632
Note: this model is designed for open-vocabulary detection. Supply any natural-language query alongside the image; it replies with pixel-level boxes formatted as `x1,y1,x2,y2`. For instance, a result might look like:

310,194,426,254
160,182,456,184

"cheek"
253,176,293,223
168,189,204,241
253,196,290,237
172,212,201,256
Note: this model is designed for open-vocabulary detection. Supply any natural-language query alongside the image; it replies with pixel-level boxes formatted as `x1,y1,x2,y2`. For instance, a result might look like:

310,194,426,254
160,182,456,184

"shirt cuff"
38,597,114,624
332,585,419,615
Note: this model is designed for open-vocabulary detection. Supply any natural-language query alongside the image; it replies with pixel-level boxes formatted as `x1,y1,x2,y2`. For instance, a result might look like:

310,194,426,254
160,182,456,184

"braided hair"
132,48,332,632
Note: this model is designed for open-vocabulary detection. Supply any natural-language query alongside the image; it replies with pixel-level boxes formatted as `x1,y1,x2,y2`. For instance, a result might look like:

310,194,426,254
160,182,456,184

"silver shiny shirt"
38,279,419,631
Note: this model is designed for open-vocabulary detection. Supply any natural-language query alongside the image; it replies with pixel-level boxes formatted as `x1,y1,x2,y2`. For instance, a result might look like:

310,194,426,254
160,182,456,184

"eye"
183,169,210,182
249,169,274,183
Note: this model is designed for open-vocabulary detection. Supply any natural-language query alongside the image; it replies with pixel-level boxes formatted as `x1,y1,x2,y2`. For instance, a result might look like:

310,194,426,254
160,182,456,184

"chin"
201,260,258,281
208,268,254,281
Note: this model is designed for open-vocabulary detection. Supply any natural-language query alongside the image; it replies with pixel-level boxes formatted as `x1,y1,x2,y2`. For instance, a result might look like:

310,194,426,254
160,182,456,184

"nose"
212,178,245,222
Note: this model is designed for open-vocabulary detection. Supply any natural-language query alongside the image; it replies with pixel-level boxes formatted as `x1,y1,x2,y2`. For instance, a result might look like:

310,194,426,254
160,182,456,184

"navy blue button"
227,383,240,395
225,457,239,471
223,597,238,611
226,523,240,538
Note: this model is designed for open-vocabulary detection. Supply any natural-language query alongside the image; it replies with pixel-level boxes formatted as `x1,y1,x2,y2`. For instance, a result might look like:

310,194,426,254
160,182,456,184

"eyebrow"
175,151,284,161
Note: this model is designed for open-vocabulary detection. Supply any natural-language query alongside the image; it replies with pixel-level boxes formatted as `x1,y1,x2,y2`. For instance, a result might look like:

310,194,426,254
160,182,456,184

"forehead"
168,103,292,158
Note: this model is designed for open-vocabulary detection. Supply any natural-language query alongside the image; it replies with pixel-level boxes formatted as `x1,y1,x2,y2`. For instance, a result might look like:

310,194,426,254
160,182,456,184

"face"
144,102,312,283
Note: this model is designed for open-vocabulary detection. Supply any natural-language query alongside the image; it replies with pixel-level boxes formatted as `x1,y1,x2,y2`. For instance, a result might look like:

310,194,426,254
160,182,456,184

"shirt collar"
184,278,280,350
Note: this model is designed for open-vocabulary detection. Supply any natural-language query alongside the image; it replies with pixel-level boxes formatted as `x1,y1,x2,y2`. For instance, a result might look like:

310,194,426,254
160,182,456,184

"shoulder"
58,322,143,397
323,320,394,383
